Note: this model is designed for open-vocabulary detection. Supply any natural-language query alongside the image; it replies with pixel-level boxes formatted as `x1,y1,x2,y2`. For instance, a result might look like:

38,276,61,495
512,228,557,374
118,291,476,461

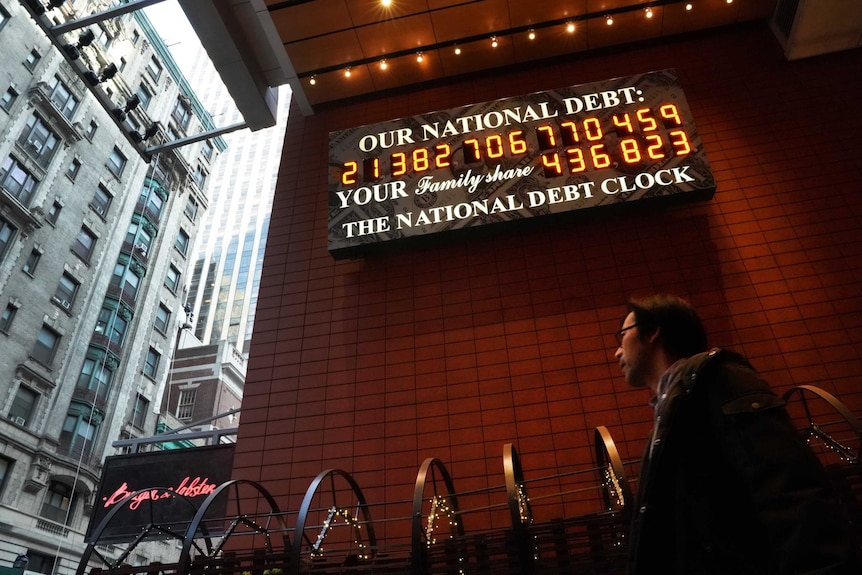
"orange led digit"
541,152,563,177
362,157,381,181
583,118,603,141
413,148,430,172
536,125,556,150
619,138,641,164
463,139,482,163
560,121,579,146
342,161,358,185
509,130,528,154
636,108,658,131
645,134,665,160
434,143,452,168
391,152,407,176
565,148,587,173
612,113,635,134
486,134,504,159
590,144,611,169
659,104,683,126
669,130,692,155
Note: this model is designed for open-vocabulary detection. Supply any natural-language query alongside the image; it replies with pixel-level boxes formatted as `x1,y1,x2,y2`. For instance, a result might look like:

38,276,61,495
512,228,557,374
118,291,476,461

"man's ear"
647,327,661,344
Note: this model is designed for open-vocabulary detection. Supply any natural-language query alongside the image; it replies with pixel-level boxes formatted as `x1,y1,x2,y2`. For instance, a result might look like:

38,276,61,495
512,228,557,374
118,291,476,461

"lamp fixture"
309,75,316,85
566,21,576,33
83,62,118,86
25,0,65,16
645,7,653,18
606,15,614,26
416,51,424,62
62,28,95,60
344,67,352,77
528,29,536,40
379,59,388,70
130,123,159,143
454,45,461,55
111,94,141,122
686,3,693,10
491,36,498,48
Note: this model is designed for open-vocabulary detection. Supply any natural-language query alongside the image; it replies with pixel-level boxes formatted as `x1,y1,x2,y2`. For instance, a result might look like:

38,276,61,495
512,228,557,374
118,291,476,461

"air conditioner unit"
94,205,106,216
13,416,26,426
60,299,71,310
134,243,148,256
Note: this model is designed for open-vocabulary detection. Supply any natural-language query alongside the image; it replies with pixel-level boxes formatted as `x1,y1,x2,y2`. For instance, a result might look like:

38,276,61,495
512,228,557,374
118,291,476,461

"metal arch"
594,426,633,511
410,457,465,575
179,479,288,574
503,443,533,527
76,487,205,575
782,384,862,463
288,469,377,575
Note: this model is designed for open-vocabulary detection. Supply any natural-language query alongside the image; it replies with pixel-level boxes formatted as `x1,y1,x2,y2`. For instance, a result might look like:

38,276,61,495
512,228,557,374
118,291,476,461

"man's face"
614,312,649,388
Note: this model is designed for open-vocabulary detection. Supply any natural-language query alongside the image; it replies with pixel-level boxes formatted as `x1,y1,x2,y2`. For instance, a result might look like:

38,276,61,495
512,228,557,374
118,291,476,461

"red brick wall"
235,23,862,544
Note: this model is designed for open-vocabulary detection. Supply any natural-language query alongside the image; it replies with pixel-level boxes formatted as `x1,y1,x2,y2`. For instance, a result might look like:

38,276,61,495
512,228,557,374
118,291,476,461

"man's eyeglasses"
615,323,639,345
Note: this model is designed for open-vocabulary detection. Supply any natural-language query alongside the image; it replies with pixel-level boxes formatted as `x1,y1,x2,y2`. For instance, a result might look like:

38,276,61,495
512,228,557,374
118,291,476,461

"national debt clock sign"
328,69,715,258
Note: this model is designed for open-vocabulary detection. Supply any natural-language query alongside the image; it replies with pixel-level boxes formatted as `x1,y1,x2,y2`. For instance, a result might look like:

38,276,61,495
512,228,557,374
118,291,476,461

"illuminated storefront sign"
86,445,234,543
328,69,714,258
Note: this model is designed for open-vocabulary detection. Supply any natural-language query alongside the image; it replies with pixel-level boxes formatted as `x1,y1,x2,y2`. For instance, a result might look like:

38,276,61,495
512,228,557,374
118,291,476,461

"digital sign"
328,69,714,258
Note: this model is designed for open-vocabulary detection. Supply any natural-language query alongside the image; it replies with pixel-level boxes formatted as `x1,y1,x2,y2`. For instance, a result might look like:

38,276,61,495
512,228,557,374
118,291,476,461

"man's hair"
626,294,708,360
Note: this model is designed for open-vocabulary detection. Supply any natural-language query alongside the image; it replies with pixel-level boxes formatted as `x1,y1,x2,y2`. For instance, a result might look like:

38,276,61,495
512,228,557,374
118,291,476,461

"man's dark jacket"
627,348,860,574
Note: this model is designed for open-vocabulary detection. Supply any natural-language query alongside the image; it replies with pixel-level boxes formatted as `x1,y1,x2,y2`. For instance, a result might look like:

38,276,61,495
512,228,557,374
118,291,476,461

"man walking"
614,294,860,574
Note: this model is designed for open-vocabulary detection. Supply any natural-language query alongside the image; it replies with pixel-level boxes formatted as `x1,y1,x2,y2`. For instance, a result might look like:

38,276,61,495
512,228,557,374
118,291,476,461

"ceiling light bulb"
380,59,388,70
645,7,653,18
686,3,693,10
381,0,392,7
491,36,498,48
606,15,614,26
309,75,316,85
528,29,536,40
416,51,424,62
454,45,461,55
726,0,733,3
344,67,351,77
566,22,575,33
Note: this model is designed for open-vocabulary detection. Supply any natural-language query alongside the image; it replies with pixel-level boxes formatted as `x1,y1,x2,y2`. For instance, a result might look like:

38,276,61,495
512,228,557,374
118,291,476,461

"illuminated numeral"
636,108,658,132
391,152,407,176
435,144,452,168
413,148,430,172
612,113,635,134
486,134,504,158
659,104,683,126
590,144,611,169
509,130,528,154
565,148,587,173
541,152,563,177
560,121,579,146
668,130,692,155
619,139,641,164
583,118,603,141
363,157,381,181
342,161,358,185
463,139,482,163
645,134,665,160
536,125,557,150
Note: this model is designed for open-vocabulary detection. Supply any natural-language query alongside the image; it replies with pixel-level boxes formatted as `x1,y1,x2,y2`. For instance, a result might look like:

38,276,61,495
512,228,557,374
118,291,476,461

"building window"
202,141,214,161
24,49,41,71
171,98,192,130
1,86,18,112
0,303,17,333
177,390,195,420
95,305,129,346
131,29,140,45
165,265,180,293
95,24,112,49
46,201,62,225
139,182,165,222
193,165,207,189
20,114,60,165
136,83,152,109
32,324,61,365
0,457,10,499
77,357,113,401
132,394,149,429
143,348,160,378
155,305,173,336
175,229,189,255
91,185,112,217
40,480,73,524
109,262,141,303
71,227,96,263
146,56,162,82
85,120,98,141
60,413,97,460
23,249,41,275
0,5,10,31
107,147,126,178
53,272,79,310
1,155,39,206
9,385,38,426
0,217,17,262
48,76,80,120
67,158,81,181
184,196,198,221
